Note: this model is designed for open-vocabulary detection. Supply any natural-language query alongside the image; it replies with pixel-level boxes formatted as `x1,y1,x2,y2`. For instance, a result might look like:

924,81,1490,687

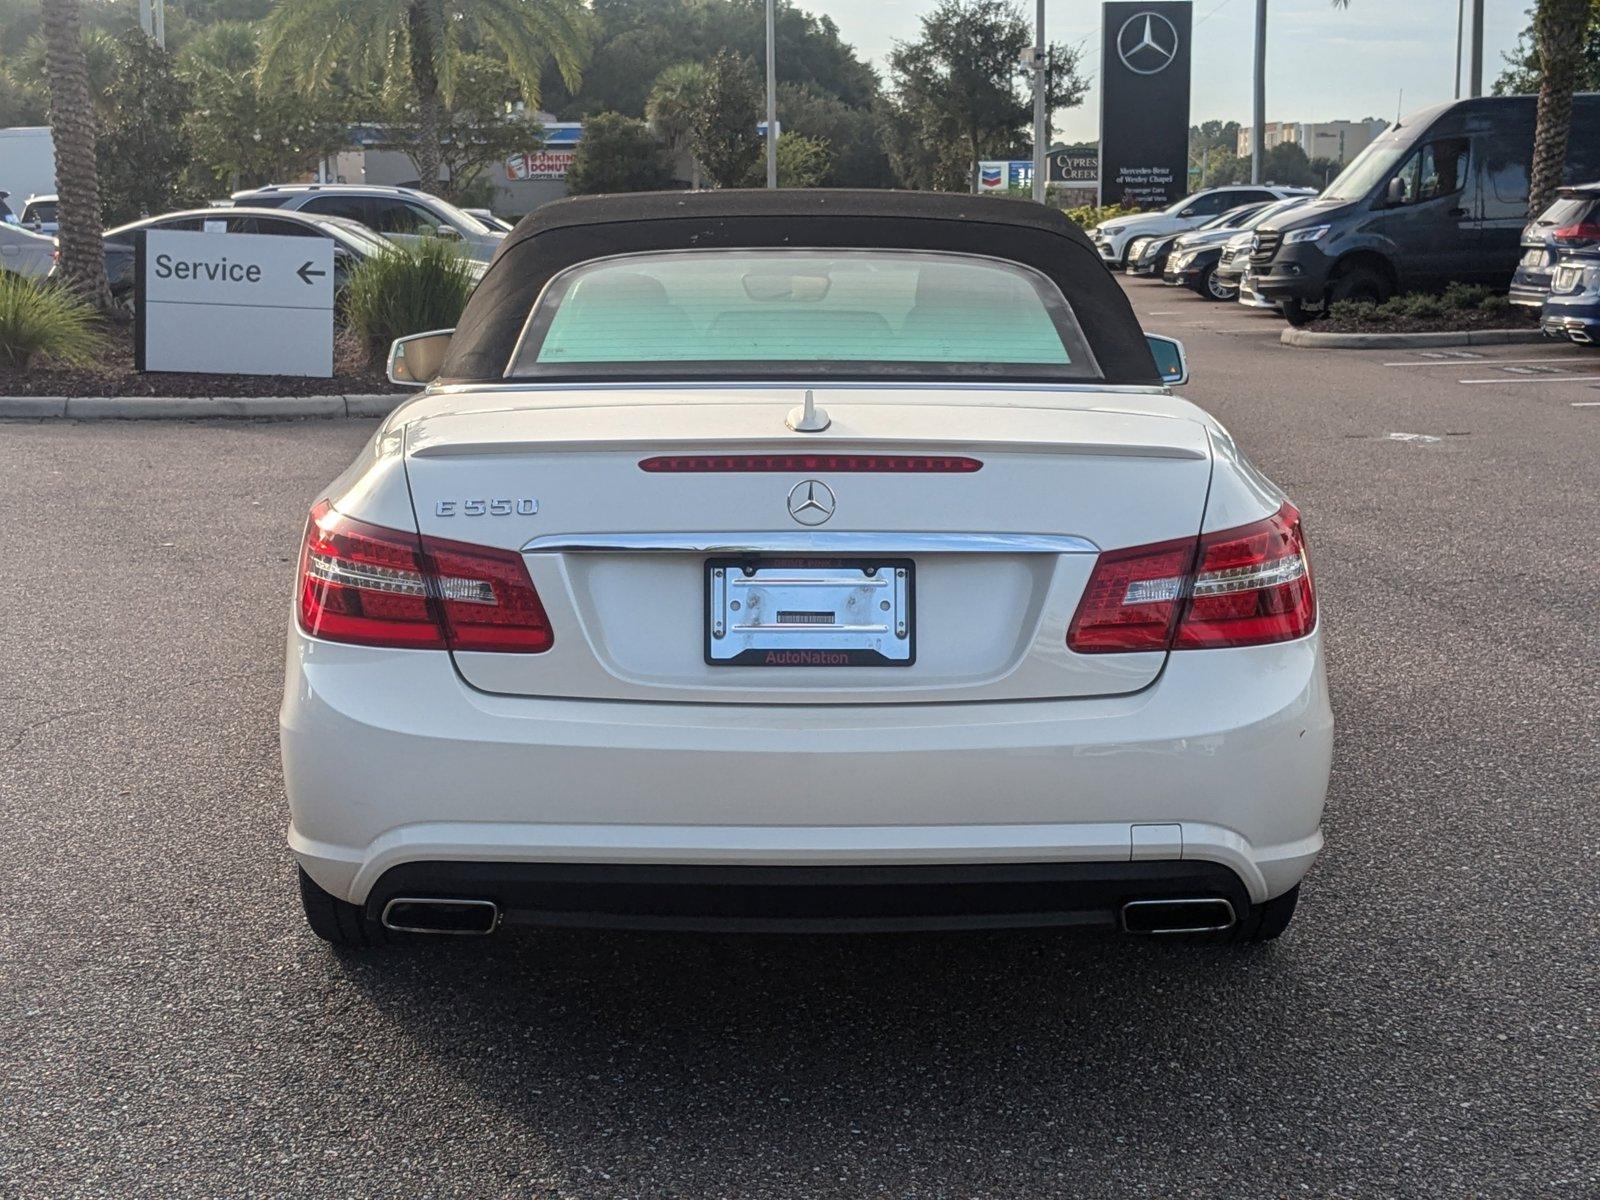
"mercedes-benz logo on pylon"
786,479,836,526
1116,11,1180,76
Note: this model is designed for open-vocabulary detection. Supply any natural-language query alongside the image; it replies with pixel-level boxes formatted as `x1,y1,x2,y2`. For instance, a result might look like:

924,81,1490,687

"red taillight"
1065,536,1196,652
297,501,553,653
1552,222,1600,245
638,455,983,473
1067,504,1315,653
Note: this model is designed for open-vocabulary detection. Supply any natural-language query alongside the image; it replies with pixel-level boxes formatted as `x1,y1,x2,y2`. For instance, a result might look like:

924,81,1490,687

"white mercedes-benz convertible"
281,190,1331,945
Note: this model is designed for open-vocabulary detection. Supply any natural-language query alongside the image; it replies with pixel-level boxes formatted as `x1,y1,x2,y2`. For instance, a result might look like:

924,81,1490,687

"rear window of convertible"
506,249,1100,380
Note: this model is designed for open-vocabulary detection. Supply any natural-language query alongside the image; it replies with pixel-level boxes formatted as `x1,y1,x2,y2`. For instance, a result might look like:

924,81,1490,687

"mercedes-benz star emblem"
786,479,836,526
1116,12,1180,76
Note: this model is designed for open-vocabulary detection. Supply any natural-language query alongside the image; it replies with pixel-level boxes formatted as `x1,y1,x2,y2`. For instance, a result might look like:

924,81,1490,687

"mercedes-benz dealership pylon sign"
1100,1,1193,208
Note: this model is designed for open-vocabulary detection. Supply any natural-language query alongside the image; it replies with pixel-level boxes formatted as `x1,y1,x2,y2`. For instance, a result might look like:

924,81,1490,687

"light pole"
1454,0,1464,98
765,0,778,188
1251,0,1266,185
1467,0,1484,97
139,0,165,48
1032,0,1047,203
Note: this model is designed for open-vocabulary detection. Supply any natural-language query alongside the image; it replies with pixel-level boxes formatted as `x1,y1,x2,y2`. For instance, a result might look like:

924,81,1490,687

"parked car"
1166,197,1318,300
464,206,516,233
1539,249,1600,345
20,192,57,234
76,206,401,311
1248,94,1600,325
1124,201,1272,279
1089,185,1313,268
1509,182,1600,310
229,183,507,262
1214,233,1254,295
0,218,55,279
283,189,1330,948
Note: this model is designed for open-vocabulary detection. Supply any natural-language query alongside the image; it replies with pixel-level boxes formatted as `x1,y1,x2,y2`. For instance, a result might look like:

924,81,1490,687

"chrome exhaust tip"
380,896,500,935
1121,897,1237,935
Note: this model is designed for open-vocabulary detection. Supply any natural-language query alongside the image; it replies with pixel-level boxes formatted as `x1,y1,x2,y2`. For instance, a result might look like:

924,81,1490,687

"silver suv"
228,184,505,262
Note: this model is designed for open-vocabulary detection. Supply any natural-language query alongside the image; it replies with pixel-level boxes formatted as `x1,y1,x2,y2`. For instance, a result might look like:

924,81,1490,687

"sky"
803,0,1529,144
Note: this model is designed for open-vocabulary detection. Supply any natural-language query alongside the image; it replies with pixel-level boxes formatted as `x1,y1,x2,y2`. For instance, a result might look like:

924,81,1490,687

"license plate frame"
704,556,915,667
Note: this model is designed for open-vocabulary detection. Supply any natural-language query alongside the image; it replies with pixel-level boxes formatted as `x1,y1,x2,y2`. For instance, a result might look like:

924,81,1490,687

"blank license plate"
706,558,914,666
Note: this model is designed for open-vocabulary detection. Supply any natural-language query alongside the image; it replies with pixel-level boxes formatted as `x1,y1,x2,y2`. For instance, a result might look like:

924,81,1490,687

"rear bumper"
1508,269,1551,308
365,860,1252,933
282,632,1332,909
1540,294,1600,343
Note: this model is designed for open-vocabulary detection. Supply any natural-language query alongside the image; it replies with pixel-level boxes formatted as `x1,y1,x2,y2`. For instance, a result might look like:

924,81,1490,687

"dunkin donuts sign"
506,150,576,181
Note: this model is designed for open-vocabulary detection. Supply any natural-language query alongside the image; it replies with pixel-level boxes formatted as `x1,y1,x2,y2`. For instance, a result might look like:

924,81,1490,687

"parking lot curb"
0,393,409,420
1279,327,1548,349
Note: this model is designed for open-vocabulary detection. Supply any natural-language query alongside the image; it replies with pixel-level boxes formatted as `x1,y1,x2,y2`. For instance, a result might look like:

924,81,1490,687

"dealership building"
1236,119,1389,164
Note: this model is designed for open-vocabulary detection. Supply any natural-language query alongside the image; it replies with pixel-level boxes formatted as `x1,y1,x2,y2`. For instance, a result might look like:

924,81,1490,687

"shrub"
0,274,103,370
1478,293,1513,315
1063,202,1139,229
1388,292,1447,319
1328,299,1381,322
341,238,477,365
1441,281,1493,310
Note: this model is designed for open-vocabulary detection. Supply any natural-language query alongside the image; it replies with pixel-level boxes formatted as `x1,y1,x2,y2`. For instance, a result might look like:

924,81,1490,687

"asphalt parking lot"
2,283,1596,1199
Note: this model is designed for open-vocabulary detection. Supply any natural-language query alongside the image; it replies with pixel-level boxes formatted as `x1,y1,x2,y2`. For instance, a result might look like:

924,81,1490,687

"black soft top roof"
440,189,1159,386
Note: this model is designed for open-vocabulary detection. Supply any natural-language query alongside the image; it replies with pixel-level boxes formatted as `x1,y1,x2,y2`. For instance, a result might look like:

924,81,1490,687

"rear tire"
298,867,389,947
1229,884,1299,943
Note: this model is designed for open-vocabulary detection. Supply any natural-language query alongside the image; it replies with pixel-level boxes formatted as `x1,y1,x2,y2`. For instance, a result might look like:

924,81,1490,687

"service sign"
1099,1,1192,208
139,229,334,377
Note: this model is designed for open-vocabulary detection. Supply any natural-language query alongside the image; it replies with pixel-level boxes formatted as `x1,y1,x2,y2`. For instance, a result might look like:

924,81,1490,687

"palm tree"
1527,0,1593,216
40,0,111,309
646,63,707,189
259,0,591,195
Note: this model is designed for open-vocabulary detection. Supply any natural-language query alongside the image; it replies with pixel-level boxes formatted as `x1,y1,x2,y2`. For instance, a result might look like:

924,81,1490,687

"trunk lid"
401,388,1213,704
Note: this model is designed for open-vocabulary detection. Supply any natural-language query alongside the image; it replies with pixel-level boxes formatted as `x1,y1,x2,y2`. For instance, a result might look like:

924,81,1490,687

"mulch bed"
0,323,404,398
1312,308,1538,336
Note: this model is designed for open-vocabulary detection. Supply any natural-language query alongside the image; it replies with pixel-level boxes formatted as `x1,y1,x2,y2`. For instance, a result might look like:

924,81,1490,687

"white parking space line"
1384,356,1595,368
1571,400,1600,407
1457,373,1600,385
1145,310,1182,316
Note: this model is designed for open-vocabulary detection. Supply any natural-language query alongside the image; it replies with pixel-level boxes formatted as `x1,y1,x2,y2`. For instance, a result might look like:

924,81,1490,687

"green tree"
8,26,119,123
742,131,831,187
97,30,198,224
179,21,352,192
1261,141,1315,187
1528,0,1596,215
688,50,762,188
369,54,543,200
777,81,894,187
886,0,1085,193
39,0,110,307
259,0,592,195
564,111,674,193
646,61,707,186
541,0,879,119
1494,2,1600,94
